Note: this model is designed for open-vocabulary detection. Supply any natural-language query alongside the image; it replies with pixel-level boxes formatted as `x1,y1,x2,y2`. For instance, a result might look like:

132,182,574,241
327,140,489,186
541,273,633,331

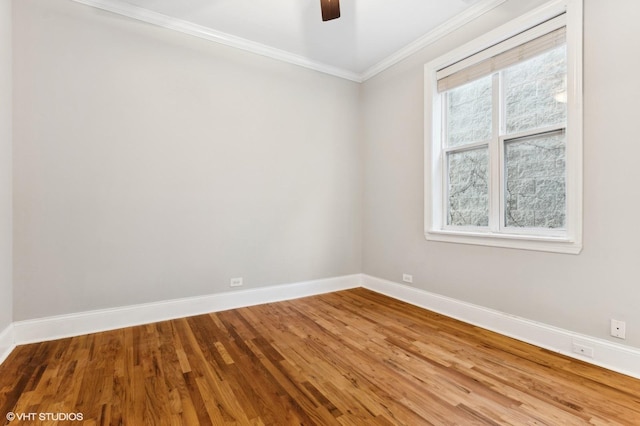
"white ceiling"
73,0,507,81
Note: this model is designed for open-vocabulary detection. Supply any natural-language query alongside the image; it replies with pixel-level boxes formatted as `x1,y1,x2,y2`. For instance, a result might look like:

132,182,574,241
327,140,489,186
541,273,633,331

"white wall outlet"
230,277,243,287
402,274,413,284
572,340,594,358
611,319,626,339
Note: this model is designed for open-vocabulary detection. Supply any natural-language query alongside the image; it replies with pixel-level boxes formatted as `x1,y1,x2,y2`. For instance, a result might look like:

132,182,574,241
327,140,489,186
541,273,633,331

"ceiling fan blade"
320,0,340,21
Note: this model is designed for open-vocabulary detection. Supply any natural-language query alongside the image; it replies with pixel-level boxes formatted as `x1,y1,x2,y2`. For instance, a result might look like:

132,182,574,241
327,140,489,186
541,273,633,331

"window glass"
447,147,489,226
504,131,566,228
445,76,492,147
504,46,567,134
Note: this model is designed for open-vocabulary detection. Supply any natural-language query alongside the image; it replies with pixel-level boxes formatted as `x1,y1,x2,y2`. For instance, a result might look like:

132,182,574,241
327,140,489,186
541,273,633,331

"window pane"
505,131,566,228
445,76,492,147
447,147,489,226
504,45,567,134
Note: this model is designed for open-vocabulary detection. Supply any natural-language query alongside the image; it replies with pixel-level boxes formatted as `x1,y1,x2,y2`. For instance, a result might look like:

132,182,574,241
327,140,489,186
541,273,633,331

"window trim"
424,0,583,254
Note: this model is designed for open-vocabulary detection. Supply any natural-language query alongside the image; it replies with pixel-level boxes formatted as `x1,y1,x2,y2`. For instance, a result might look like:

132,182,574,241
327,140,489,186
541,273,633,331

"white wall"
0,0,13,337
362,0,640,349
12,0,362,320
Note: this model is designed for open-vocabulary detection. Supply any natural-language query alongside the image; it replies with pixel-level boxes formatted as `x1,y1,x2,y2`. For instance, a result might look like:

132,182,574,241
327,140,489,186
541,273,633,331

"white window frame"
424,0,583,254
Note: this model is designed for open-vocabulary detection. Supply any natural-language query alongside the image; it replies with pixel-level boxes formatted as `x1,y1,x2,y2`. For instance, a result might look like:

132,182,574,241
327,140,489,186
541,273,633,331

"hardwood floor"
1,288,639,425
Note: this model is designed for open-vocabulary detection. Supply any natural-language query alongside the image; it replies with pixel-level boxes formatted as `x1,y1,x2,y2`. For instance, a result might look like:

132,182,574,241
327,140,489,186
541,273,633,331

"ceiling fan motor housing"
321,0,340,21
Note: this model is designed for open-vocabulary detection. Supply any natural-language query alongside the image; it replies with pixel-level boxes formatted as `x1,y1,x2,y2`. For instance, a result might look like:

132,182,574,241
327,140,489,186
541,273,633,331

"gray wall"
0,0,12,332
362,0,640,349
10,0,640,353
13,0,362,320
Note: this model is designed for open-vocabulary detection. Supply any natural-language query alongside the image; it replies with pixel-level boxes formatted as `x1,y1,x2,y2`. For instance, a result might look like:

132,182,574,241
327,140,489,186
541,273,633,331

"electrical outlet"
230,277,243,288
611,319,626,339
572,341,594,358
402,274,413,284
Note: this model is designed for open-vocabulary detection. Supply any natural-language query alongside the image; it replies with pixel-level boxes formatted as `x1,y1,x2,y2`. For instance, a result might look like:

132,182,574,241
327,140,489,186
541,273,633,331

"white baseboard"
12,274,362,345
362,274,640,379
0,323,15,365
5,273,640,380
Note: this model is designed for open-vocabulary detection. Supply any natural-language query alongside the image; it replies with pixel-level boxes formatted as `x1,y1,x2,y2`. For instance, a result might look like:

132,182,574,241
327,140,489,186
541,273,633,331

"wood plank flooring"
1,288,639,425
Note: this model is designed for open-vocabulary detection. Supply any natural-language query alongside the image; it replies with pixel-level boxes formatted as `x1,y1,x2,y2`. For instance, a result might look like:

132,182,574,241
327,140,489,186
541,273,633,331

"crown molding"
360,0,508,81
71,0,507,83
70,0,363,82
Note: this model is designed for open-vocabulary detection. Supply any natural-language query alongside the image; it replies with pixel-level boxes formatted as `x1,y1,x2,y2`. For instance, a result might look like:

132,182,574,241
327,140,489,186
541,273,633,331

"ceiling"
73,0,507,81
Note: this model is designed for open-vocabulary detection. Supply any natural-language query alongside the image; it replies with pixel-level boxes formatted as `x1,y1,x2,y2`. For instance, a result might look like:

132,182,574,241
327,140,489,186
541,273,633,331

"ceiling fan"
320,0,340,21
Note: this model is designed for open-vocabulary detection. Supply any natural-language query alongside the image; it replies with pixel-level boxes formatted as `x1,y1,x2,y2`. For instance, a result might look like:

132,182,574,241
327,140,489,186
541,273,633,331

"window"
425,0,582,254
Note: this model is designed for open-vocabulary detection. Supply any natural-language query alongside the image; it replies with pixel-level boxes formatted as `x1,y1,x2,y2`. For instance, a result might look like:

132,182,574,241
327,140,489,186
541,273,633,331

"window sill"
425,229,582,254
